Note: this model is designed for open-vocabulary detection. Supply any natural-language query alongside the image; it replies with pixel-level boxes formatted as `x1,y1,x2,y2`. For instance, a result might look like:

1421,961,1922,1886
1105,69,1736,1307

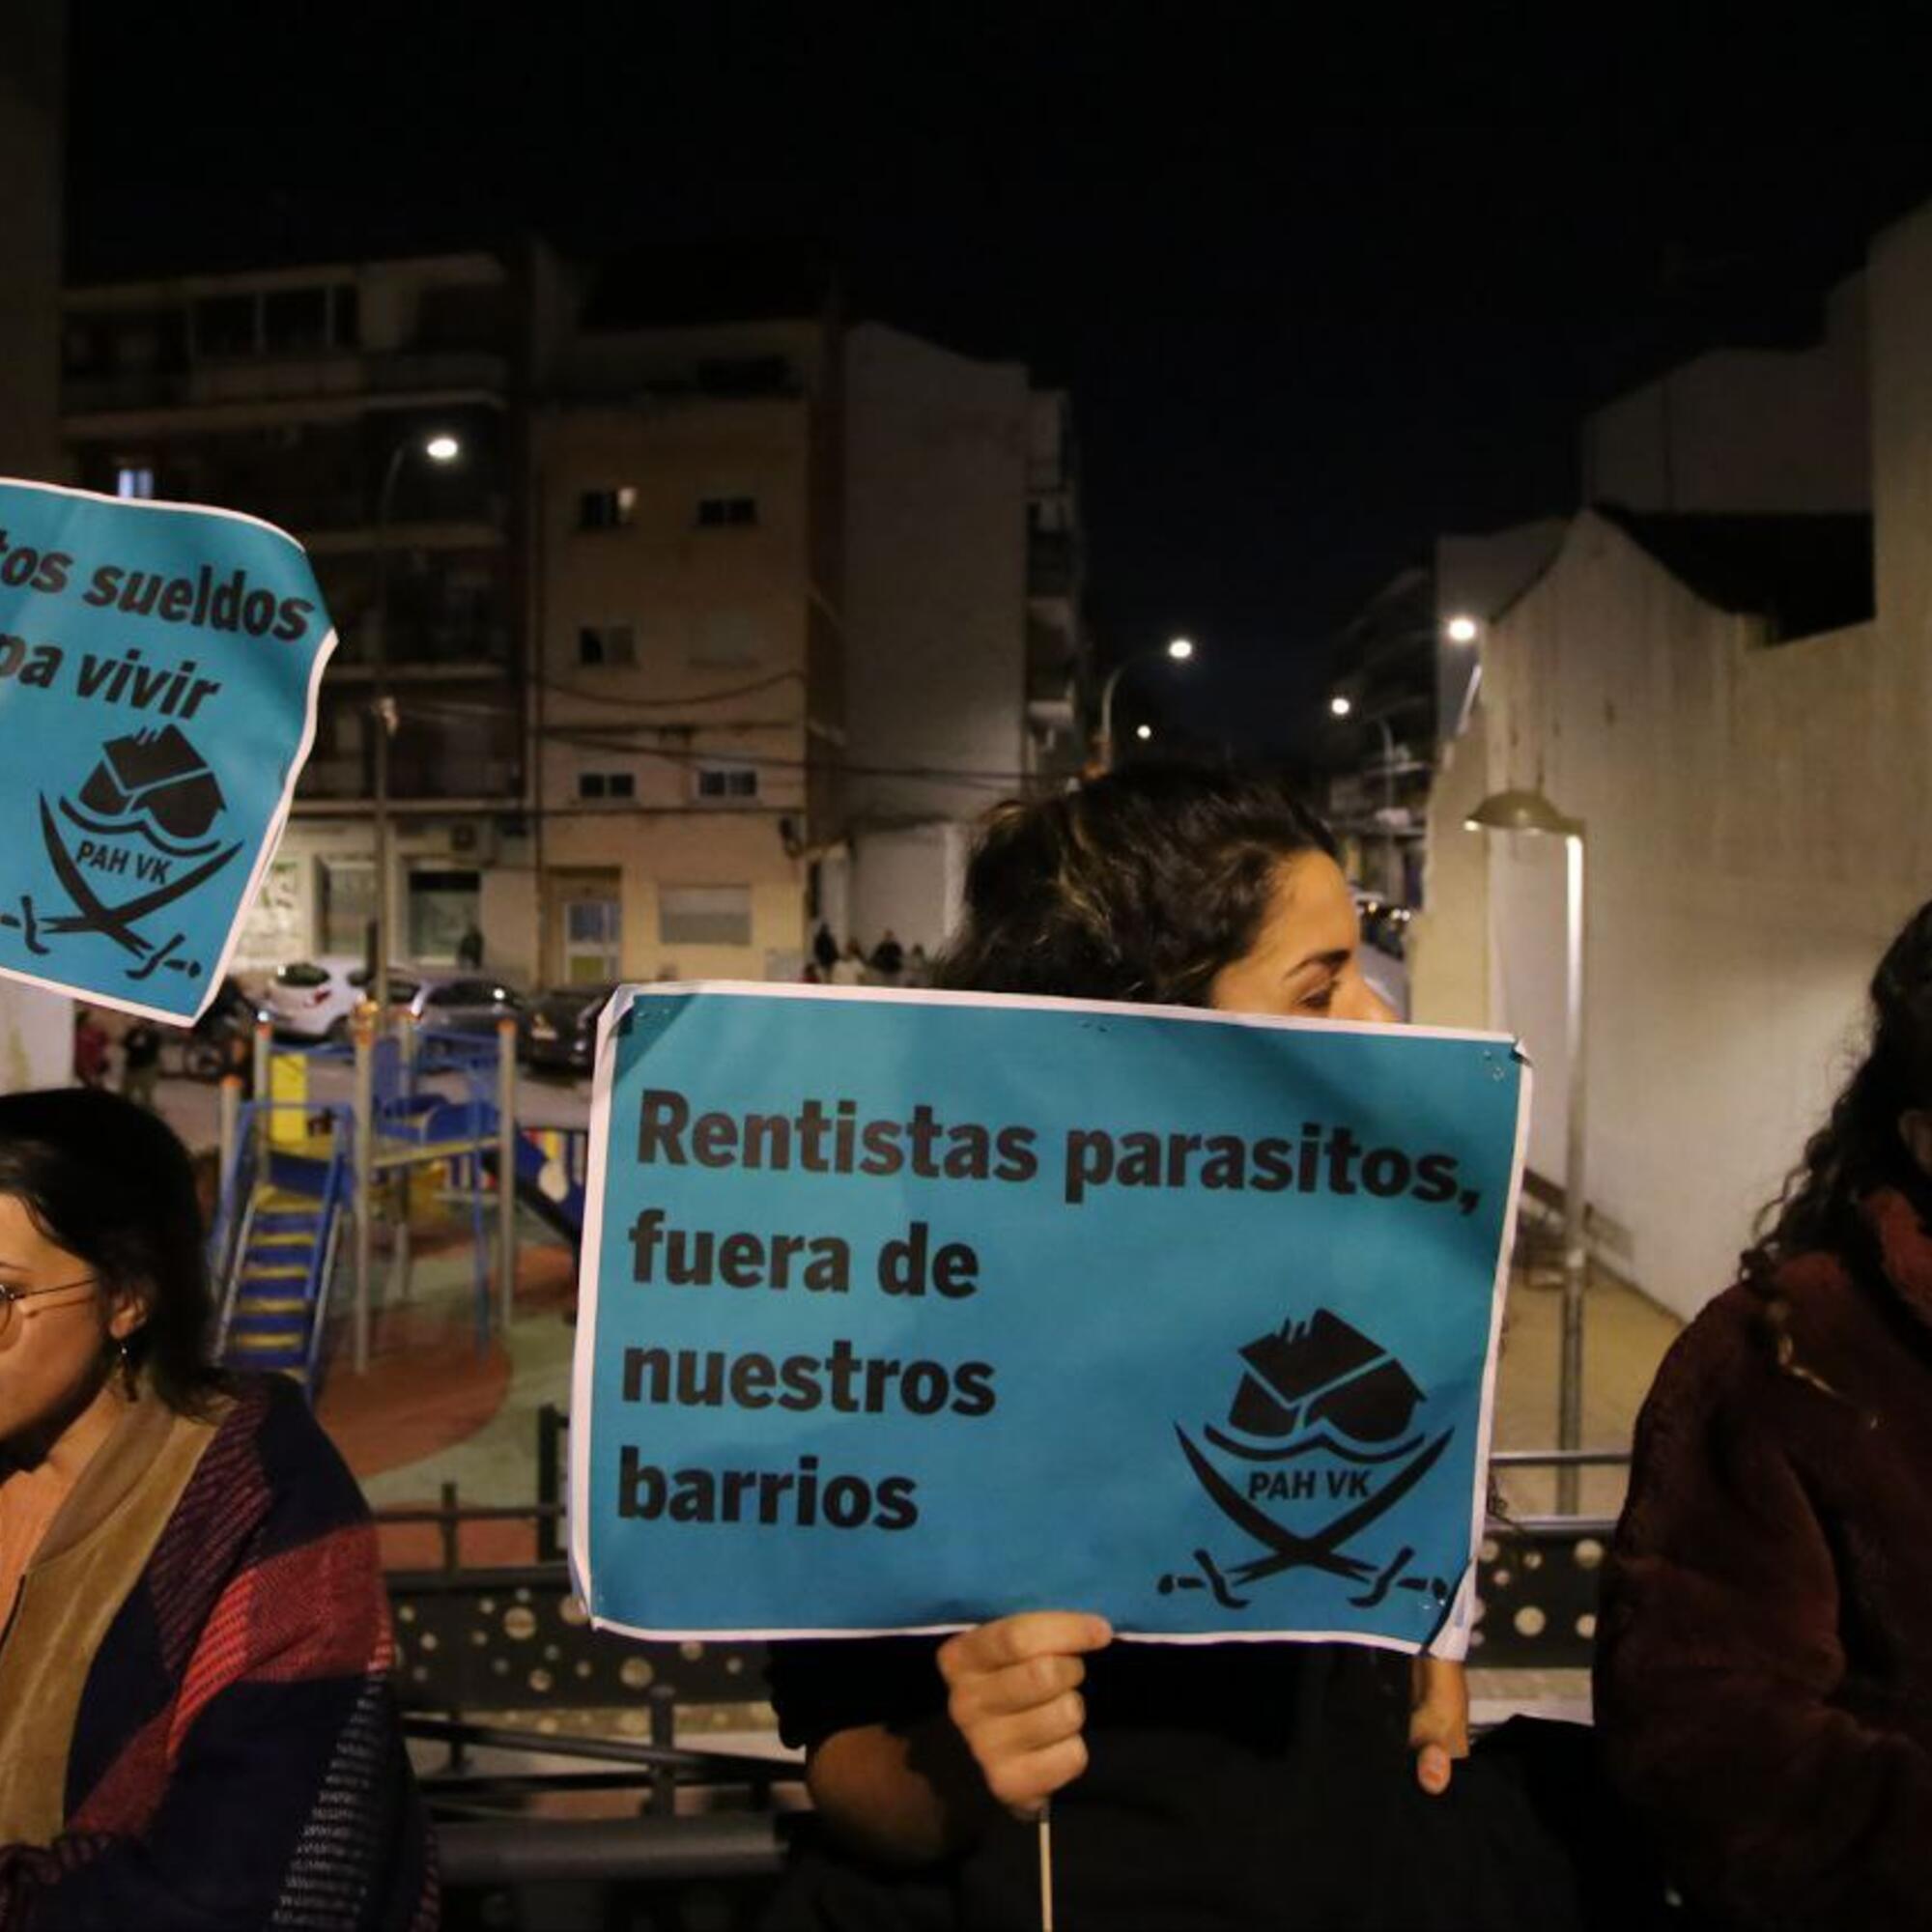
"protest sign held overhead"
572,983,1530,1654
0,479,334,1022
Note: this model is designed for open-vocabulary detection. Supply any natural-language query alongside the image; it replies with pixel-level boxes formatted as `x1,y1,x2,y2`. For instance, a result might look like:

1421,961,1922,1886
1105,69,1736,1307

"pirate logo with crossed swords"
1159,1308,1456,1616
5,724,243,986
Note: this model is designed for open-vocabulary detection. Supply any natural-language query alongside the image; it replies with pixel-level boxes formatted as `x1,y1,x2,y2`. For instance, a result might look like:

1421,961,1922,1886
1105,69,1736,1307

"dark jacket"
766,1637,1605,1931
1596,1187,1932,1930
0,1376,437,1929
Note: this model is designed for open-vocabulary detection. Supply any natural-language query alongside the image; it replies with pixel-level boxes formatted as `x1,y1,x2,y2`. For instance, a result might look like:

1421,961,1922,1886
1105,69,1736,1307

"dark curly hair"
1745,898,1932,1294
936,764,1339,1006
0,1086,226,1416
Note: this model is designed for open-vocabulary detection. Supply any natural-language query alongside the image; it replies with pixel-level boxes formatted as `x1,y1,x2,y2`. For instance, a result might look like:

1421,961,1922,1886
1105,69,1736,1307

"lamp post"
1098,637,1194,770
369,431,462,1019
1465,786,1589,1513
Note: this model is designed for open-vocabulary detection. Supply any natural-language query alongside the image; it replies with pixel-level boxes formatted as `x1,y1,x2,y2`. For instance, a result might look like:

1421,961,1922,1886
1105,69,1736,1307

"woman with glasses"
0,1087,436,1928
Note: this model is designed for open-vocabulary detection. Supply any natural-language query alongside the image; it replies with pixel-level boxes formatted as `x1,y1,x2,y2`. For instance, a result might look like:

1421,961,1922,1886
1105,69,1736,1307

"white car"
265,957,418,1041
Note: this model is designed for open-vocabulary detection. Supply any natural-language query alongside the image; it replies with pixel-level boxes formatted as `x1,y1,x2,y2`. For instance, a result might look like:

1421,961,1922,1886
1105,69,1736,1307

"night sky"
68,7,1932,754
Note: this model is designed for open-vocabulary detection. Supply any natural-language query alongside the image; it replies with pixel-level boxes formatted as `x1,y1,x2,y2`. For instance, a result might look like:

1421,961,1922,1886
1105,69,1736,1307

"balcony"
63,349,511,423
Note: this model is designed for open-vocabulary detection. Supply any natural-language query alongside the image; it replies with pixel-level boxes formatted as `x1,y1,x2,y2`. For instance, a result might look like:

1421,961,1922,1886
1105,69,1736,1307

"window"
578,624,637,668
696,765,759,802
407,868,481,963
114,465,156,500
564,897,621,983
577,771,636,801
193,294,258,356
580,488,638,531
695,495,757,529
659,885,752,948
321,860,375,957
263,287,330,353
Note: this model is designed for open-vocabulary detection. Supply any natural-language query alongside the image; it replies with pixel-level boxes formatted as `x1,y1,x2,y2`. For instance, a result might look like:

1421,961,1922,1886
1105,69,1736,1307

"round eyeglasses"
0,1275,99,1346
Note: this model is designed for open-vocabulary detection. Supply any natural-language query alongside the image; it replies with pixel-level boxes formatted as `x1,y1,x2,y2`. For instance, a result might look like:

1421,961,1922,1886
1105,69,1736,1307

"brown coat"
1596,1188,1932,1930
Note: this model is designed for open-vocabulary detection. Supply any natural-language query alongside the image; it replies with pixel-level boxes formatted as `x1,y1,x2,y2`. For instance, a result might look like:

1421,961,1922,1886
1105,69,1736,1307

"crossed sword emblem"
7,799,242,982
1164,1424,1455,1612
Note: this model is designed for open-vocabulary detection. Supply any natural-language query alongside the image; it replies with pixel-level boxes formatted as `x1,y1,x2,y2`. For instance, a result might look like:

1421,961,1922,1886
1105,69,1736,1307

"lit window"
578,624,637,668
114,466,156,500
580,488,638,531
695,495,757,529
696,766,759,801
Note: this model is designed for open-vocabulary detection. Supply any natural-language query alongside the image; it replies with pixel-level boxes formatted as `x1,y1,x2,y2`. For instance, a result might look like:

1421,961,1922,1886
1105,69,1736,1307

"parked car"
404,975,526,1039
519,983,616,1075
264,957,418,1041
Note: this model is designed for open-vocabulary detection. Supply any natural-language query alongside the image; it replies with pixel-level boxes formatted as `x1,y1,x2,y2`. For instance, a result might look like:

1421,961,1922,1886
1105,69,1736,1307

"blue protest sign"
0,479,333,1022
572,984,1529,1655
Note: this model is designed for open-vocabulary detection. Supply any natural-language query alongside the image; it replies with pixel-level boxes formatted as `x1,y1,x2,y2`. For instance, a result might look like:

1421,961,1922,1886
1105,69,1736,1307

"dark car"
520,984,615,1075
406,976,526,1039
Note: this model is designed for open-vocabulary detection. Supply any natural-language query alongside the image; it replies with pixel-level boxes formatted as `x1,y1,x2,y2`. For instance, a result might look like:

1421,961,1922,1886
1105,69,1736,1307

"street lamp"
1465,785,1588,1512
1097,637,1196,769
1328,694,1353,718
370,430,463,1019
1444,613,1480,645
1135,723,1153,742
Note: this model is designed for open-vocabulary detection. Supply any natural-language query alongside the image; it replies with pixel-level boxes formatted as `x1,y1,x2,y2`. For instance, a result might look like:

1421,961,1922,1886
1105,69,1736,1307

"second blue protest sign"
0,478,333,1022
573,984,1529,1654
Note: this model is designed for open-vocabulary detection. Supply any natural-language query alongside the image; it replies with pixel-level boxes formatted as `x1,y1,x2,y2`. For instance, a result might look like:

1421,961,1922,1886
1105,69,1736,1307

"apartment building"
57,236,1076,987
521,244,842,986
61,250,521,972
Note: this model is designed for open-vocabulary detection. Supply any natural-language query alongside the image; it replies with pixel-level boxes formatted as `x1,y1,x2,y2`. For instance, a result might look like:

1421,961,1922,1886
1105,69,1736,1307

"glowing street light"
1444,613,1480,645
424,433,462,465
1328,694,1353,719
1166,637,1195,662
1135,724,1153,742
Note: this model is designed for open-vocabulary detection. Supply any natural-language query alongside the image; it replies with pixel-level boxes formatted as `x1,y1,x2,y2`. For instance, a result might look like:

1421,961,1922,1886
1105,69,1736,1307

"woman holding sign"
768,768,1602,1931
1600,898,1932,1930
0,1089,436,1928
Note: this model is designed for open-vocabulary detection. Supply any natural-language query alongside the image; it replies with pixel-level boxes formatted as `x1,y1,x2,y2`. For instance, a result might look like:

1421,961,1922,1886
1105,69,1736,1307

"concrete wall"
841,325,1029,828
1463,509,1908,1319
1580,276,1869,517
1434,521,1567,746
848,821,974,956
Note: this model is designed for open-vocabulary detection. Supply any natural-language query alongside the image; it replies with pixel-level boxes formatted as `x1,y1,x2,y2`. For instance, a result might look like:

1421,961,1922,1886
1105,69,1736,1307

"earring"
116,1335,135,1396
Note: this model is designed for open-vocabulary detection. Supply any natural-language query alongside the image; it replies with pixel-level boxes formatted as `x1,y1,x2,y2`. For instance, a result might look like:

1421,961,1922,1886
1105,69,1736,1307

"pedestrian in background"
119,1021,160,1112
1598,895,1932,1930
71,1009,108,1091
812,923,839,975
0,1090,436,1926
870,929,905,984
830,940,867,987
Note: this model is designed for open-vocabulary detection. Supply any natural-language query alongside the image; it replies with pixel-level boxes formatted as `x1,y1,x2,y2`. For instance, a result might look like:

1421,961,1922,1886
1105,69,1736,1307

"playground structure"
209,1009,589,1392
